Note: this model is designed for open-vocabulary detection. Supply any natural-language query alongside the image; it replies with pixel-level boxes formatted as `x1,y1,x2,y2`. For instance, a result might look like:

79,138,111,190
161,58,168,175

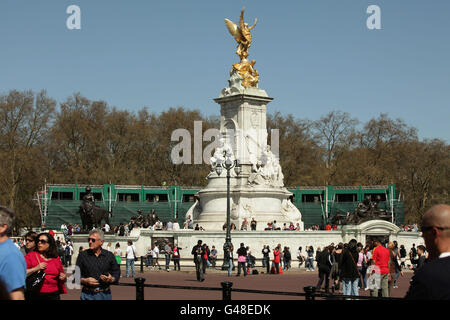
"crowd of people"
1,203,449,300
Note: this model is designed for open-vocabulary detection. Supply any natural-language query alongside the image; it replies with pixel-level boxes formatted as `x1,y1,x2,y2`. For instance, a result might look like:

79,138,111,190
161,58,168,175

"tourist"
25,232,67,300
172,244,181,271
125,240,137,278
0,206,26,300
153,243,162,270
409,245,427,273
106,242,112,252
186,215,194,229
209,245,218,268
331,243,343,293
67,224,73,238
295,223,301,231
227,245,234,277
315,247,322,268
340,239,360,297
64,241,73,267
250,218,257,231
164,242,172,272
236,243,248,276
405,204,450,299
409,244,417,268
262,245,270,273
20,231,37,256
273,221,280,230
247,248,256,273
173,219,180,231
297,246,305,268
371,237,390,297
114,243,122,267
118,223,125,236
306,246,315,271
240,218,249,231
145,246,153,268
272,244,282,274
76,229,120,300
283,247,291,271
167,220,173,231
191,240,205,282
391,241,402,288
387,242,401,295
316,245,332,293
357,244,368,290
399,244,407,269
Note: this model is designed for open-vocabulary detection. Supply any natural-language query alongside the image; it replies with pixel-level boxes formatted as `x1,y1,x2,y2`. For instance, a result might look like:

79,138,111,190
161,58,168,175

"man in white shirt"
167,220,173,231
173,219,180,231
104,223,110,233
152,243,162,270
125,240,137,278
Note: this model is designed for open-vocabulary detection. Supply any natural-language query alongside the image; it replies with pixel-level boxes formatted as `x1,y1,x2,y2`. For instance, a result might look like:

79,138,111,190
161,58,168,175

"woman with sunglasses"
24,233,67,300
20,231,37,256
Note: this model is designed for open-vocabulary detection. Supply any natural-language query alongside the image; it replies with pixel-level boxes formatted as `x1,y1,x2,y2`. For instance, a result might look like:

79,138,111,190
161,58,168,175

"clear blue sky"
1,0,449,142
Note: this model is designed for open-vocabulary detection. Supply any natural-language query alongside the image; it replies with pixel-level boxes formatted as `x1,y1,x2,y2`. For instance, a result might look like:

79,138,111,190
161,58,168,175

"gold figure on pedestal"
225,8,259,87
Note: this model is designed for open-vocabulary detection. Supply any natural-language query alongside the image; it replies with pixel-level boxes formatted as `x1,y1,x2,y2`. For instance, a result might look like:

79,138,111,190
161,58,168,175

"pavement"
62,265,414,300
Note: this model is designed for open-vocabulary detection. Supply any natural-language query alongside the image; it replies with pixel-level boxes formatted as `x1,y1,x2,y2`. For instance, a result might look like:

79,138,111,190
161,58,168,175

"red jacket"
273,249,281,263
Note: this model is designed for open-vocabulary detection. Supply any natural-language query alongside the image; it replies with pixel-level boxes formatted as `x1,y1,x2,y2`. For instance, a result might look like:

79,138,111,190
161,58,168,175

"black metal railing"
113,277,402,301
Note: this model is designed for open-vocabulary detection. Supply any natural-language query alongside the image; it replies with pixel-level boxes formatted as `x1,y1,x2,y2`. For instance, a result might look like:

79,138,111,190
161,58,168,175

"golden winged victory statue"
225,8,259,88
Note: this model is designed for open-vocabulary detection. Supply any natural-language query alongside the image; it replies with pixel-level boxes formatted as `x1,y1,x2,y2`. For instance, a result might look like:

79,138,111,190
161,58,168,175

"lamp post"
215,152,241,270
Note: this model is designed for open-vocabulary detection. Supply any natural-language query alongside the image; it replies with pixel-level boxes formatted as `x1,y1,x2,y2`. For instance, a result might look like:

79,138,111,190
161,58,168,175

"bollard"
140,256,144,273
135,277,146,301
221,281,233,301
304,286,316,301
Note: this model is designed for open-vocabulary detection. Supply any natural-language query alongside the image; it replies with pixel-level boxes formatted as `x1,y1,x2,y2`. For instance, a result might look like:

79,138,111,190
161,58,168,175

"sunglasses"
88,238,97,243
421,226,450,232
25,238,35,242
37,239,48,244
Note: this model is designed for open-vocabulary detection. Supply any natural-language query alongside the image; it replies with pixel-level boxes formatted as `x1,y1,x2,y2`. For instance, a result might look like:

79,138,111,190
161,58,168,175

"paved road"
62,266,413,300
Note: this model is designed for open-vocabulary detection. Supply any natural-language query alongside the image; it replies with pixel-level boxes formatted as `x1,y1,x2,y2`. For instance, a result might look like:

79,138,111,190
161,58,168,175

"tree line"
0,89,448,230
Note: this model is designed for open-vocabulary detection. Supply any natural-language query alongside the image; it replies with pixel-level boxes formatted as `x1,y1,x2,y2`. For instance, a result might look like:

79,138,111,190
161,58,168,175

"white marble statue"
210,137,235,172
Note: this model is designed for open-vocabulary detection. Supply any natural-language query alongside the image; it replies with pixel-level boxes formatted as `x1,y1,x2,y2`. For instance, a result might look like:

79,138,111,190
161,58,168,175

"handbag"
349,250,364,286
26,253,46,293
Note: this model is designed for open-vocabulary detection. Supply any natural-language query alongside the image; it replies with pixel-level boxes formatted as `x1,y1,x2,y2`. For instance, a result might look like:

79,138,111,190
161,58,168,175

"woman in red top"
25,233,67,300
272,244,282,274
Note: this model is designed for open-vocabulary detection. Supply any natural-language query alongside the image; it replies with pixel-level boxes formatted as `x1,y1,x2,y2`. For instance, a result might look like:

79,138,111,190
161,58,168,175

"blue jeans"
237,261,247,276
307,258,314,270
80,291,112,300
342,278,359,297
126,258,135,278
165,254,170,270
228,260,234,277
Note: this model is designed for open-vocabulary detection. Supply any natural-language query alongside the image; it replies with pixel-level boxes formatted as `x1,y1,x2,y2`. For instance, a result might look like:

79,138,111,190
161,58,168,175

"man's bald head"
421,204,450,260
422,204,450,234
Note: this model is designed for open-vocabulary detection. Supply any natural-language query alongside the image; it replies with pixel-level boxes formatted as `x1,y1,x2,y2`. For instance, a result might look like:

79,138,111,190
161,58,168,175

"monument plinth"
186,9,303,231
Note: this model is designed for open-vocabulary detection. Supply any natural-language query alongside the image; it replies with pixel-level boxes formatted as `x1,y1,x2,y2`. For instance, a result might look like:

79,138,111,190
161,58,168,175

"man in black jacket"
191,240,205,282
316,246,332,293
405,204,450,300
340,239,360,297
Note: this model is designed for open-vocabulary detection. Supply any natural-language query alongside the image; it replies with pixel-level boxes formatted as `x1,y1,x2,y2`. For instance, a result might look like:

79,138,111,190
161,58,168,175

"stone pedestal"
186,72,304,231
